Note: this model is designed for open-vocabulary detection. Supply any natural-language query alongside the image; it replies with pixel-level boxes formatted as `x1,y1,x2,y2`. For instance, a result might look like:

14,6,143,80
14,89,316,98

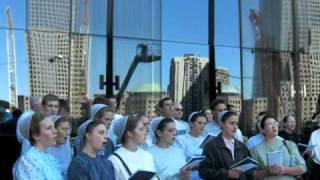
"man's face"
214,103,226,120
108,98,117,111
173,103,183,119
160,100,174,118
44,101,59,116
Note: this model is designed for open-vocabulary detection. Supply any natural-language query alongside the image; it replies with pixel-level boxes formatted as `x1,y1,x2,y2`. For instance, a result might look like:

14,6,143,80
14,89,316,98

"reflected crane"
5,7,17,108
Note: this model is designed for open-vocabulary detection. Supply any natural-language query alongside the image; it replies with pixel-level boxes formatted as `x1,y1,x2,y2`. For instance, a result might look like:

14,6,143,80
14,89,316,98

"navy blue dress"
68,152,115,180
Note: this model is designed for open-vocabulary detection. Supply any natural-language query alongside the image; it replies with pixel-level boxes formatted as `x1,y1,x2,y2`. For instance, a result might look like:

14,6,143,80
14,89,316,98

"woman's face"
86,124,107,150
56,121,71,145
221,115,238,138
97,111,114,130
34,117,57,148
157,122,176,145
285,116,296,132
141,116,150,133
190,116,206,135
130,120,147,145
263,118,278,138
204,109,213,122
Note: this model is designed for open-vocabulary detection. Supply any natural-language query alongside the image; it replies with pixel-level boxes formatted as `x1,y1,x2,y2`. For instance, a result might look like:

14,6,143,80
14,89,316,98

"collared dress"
14,147,63,180
251,138,306,180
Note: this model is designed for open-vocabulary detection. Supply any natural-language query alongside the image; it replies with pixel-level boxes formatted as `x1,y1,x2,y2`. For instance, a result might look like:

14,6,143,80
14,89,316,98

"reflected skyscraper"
26,0,89,118
169,54,209,114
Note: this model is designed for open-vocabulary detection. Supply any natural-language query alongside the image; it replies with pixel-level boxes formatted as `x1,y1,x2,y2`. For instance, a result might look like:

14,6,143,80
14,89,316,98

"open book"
180,156,205,171
128,170,156,180
267,151,282,166
230,157,258,172
297,143,315,153
199,134,216,148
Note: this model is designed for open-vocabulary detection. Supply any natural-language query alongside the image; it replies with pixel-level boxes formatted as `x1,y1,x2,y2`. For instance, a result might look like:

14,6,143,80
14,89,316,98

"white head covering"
150,118,164,144
48,115,63,123
188,111,199,123
77,120,92,149
19,112,34,141
112,116,129,144
217,110,230,123
91,104,107,119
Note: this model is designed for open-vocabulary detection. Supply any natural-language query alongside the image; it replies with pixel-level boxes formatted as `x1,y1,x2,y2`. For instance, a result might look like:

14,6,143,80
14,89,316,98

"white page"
267,151,282,166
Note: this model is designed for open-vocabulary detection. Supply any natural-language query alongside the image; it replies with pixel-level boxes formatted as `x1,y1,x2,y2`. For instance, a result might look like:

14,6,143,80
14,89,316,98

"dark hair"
94,106,114,121
260,114,277,129
58,99,69,114
84,121,106,146
158,97,172,108
29,113,47,145
54,116,71,129
283,114,294,123
226,104,235,111
189,113,206,123
92,96,108,105
42,94,59,106
200,107,210,114
210,99,225,110
257,111,267,117
121,115,144,144
221,111,238,123
156,118,174,138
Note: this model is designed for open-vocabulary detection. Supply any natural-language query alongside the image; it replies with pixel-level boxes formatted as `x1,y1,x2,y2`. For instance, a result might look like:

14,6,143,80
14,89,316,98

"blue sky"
0,0,258,102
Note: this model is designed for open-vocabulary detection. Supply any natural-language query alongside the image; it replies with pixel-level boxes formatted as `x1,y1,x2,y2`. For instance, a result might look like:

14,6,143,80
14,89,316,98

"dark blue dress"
68,152,115,180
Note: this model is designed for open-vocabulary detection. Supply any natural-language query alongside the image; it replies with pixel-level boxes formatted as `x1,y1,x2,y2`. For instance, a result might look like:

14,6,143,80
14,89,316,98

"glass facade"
0,0,319,135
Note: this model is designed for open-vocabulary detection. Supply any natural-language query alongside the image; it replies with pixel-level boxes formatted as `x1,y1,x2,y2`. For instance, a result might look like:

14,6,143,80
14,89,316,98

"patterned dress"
15,147,63,180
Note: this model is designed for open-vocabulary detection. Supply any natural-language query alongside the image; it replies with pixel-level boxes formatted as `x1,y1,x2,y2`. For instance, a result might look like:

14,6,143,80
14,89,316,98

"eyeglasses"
175,108,183,112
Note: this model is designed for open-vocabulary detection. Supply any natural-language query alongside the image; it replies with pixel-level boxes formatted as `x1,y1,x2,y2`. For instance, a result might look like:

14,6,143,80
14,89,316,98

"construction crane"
81,0,89,97
5,7,18,108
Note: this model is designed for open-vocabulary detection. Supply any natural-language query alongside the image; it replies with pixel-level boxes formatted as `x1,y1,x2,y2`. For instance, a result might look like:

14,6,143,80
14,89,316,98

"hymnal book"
180,156,205,171
267,151,282,166
297,143,315,153
230,157,258,172
199,134,216,148
128,170,156,180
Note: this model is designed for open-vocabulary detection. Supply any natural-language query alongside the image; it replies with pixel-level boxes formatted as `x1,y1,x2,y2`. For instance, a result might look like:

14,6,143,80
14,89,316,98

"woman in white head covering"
68,120,115,180
176,112,206,158
14,113,62,180
17,112,34,155
47,115,72,179
175,112,207,180
108,115,157,180
74,104,115,157
147,118,190,180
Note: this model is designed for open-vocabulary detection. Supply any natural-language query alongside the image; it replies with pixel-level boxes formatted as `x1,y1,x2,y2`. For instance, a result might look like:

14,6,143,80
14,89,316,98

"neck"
285,128,293,134
190,130,201,137
265,136,276,144
222,132,233,140
34,142,48,152
124,140,138,152
156,139,170,148
163,113,172,119
83,144,97,158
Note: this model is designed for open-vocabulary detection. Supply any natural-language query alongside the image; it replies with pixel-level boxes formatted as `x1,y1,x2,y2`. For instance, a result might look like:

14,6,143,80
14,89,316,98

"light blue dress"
47,138,73,179
176,133,205,180
15,147,63,180
148,145,186,180
176,133,205,159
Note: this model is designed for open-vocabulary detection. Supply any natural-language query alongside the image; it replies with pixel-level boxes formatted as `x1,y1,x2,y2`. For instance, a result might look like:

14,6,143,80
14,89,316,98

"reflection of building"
217,84,242,114
216,68,230,85
26,0,89,118
125,83,164,119
243,98,268,131
17,95,30,112
169,54,209,114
